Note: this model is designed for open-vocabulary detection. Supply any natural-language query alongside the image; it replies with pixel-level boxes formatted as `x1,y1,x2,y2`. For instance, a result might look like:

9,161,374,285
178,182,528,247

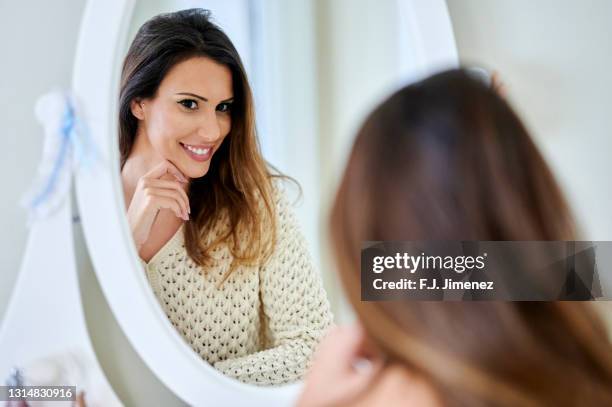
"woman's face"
131,56,234,179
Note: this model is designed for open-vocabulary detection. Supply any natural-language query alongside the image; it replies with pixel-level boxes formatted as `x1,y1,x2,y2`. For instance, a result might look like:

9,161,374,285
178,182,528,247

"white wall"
0,0,85,321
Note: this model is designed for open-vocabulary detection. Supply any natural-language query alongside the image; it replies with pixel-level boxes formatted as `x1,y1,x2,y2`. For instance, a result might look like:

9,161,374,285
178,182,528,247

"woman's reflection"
118,8,333,385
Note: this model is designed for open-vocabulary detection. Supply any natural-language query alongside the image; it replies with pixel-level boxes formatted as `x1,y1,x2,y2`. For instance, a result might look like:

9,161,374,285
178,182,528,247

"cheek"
219,115,232,138
147,108,188,148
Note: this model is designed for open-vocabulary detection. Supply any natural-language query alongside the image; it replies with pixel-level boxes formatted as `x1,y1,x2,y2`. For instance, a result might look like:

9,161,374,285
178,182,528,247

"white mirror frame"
72,0,458,405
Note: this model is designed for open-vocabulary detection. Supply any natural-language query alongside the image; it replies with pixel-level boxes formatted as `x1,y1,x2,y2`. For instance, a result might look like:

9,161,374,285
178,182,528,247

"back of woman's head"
330,69,612,406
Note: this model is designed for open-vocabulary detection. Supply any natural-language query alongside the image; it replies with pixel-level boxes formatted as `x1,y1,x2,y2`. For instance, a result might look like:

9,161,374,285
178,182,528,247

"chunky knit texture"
140,182,334,385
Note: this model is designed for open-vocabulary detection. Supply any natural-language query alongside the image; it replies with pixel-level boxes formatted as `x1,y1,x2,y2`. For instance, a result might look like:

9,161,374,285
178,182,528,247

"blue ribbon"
29,101,75,209
22,92,98,219
5,367,24,387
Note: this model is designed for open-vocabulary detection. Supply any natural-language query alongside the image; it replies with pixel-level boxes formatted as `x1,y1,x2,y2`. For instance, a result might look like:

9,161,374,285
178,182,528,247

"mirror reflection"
119,7,334,385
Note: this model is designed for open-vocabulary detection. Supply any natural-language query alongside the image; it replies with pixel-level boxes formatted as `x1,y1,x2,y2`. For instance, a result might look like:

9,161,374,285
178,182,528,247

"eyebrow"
175,92,234,103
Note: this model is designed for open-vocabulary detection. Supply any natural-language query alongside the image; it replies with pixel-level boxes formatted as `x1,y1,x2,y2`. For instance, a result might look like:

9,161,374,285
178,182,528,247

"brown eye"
178,99,198,110
216,102,233,113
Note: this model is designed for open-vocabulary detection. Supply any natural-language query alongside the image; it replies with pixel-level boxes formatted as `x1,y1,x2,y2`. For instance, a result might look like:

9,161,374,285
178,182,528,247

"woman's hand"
296,324,385,407
74,391,86,407
491,70,506,97
126,160,190,249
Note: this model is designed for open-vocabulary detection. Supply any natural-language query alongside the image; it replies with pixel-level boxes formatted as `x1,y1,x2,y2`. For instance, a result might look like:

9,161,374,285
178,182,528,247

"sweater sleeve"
214,183,334,385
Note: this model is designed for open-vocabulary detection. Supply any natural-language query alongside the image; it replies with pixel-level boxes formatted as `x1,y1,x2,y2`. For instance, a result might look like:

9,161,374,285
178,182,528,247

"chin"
167,153,208,179
184,163,210,179
172,146,213,179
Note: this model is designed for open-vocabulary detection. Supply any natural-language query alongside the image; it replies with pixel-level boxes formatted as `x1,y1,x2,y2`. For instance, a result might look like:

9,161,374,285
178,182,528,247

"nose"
196,109,222,142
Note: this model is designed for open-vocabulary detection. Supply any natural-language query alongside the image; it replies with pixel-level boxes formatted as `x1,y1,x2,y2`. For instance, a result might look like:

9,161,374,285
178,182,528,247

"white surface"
397,0,459,84
0,186,121,406
0,0,85,325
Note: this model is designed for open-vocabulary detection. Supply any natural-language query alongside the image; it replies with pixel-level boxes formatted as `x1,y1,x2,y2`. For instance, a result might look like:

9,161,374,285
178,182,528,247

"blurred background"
1,0,611,404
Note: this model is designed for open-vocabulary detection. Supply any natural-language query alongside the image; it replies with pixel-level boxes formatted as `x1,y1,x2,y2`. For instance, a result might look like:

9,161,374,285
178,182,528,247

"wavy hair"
330,69,612,406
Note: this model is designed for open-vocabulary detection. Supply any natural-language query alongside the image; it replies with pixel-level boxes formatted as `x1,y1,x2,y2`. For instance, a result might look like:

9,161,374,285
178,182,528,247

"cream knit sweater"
139,182,334,385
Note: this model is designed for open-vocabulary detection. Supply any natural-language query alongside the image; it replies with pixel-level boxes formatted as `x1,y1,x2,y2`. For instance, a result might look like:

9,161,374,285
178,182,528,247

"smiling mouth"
180,143,213,162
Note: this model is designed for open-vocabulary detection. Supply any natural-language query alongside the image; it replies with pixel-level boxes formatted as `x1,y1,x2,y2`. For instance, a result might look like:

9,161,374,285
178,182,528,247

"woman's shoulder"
251,176,303,243
267,177,301,219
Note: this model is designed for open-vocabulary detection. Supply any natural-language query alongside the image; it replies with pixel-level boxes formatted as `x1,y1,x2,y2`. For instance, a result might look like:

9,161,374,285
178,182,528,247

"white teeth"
184,144,210,155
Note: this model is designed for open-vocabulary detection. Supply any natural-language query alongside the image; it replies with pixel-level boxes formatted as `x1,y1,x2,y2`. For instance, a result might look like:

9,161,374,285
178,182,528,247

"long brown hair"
330,69,612,406
119,9,290,279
